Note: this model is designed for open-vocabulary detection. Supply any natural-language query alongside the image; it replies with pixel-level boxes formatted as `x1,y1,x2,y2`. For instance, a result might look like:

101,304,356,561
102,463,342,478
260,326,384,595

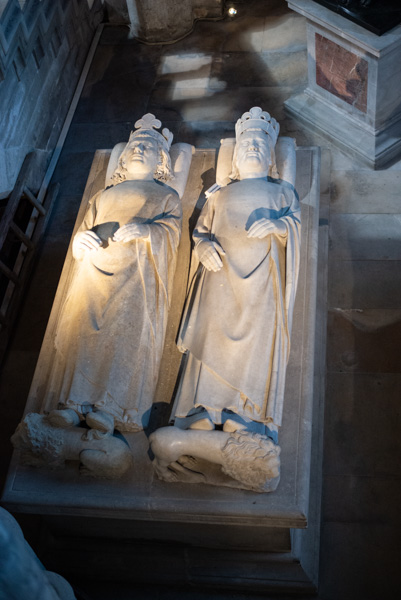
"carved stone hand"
195,239,226,272
247,218,286,239
113,223,150,243
72,230,103,260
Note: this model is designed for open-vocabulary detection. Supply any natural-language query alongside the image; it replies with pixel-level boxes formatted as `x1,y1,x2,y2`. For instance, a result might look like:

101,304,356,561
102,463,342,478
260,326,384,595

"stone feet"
48,407,115,435
48,408,80,428
86,410,115,434
222,418,247,433
189,417,215,430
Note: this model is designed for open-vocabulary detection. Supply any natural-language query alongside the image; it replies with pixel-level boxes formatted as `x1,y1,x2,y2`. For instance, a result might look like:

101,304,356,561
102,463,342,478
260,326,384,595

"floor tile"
329,145,368,171
148,84,295,123
209,50,307,88
0,349,38,485
329,214,401,260
62,122,133,154
163,12,268,54
319,522,400,600
386,154,401,170
323,475,401,524
324,372,401,476
9,249,61,353
326,309,401,373
177,120,236,148
99,25,135,45
155,52,213,90
84,42,162,86
52,152,101,196
44,195,89,240
221,16,267,53
330,170,401,214
261,12,307,53
328,260,401,309
74,44,160,123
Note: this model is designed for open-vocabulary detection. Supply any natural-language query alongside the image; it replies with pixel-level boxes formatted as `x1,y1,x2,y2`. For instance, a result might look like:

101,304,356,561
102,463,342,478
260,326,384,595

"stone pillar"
285,0,401,168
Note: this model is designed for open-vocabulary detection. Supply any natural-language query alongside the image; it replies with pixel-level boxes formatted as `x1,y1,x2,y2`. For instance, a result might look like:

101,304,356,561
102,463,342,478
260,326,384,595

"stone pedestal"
2,146,325,594
285,0,401,168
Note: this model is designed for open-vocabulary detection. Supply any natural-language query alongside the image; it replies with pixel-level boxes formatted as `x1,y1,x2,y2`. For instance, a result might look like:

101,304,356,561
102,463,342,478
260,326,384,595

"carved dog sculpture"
12,413,133,479
150,427,280,492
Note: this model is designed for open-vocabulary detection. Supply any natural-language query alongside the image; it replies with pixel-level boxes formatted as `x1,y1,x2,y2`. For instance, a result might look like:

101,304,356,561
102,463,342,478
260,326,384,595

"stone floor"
0,1,400,599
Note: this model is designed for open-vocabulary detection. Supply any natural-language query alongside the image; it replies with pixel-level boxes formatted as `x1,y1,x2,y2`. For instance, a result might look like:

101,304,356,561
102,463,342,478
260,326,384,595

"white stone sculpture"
150,427,281,492
0,507,77,600
150,107,301,492
11,412,133,478
43,114,184,433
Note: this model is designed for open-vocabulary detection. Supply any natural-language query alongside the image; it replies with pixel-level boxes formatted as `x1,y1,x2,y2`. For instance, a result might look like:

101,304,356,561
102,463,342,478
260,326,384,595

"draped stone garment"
174,178,300,428
43,179,181,431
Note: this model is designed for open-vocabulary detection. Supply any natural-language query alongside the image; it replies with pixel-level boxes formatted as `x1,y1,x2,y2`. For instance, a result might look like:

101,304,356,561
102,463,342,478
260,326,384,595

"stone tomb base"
2,147,324,594
286,0,401,168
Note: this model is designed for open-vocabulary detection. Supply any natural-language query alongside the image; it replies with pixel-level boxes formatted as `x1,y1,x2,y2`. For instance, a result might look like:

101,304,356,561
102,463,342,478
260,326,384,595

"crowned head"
231,107,280,181
113,114,174,183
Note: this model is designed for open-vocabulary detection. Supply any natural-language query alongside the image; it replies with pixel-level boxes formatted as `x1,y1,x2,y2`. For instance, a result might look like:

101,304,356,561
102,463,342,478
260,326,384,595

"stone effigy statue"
0,507,77,600
43,114,182,434
150,107,301,492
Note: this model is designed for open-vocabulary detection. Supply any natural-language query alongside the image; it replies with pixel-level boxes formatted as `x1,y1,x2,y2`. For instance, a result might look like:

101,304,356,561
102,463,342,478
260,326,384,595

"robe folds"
43,179,181,431
174,178,301,428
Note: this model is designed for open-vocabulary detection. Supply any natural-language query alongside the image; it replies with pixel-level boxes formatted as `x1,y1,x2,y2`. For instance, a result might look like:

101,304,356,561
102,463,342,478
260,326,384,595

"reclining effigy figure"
12,114,193,478
44,114,183,434
150,107,301,492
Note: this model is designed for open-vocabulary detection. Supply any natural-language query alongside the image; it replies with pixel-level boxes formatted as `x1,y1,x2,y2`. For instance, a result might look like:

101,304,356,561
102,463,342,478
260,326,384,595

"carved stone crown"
128,113,173,153
235,107,279,146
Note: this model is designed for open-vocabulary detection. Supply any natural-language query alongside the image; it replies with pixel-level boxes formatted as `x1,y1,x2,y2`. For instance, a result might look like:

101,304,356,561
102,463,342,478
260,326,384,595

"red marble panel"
315,33,368,113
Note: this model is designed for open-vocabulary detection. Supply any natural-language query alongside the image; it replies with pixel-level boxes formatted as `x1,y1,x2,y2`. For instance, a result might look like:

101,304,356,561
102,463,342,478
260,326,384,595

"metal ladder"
0,152,59,359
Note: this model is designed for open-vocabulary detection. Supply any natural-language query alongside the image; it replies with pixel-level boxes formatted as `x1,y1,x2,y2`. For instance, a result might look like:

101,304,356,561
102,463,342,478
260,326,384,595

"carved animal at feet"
149,427,281,493
11,413,133,478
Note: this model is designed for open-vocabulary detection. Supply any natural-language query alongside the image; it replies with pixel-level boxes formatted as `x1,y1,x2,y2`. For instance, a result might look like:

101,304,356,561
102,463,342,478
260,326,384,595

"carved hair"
221,431,280,491
113,133,173,184
230,131,279,181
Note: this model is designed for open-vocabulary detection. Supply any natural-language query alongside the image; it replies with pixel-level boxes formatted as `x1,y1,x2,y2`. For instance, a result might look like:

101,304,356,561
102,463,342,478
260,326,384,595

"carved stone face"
235,131,272,179
122,135,160,180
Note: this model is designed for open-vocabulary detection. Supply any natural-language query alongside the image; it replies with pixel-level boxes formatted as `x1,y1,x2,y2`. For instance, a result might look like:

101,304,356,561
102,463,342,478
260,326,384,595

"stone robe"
44,179,181,431
174,178,300,428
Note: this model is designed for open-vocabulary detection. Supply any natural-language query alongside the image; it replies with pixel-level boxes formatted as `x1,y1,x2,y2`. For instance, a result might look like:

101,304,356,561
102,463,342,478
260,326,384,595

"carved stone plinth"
312,1,401,36
286,0,401,168
2,145,325,594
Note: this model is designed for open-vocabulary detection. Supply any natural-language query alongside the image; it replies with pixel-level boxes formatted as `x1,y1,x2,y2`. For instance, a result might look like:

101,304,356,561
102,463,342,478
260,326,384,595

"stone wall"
0,0,104,198
104,0,223,42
